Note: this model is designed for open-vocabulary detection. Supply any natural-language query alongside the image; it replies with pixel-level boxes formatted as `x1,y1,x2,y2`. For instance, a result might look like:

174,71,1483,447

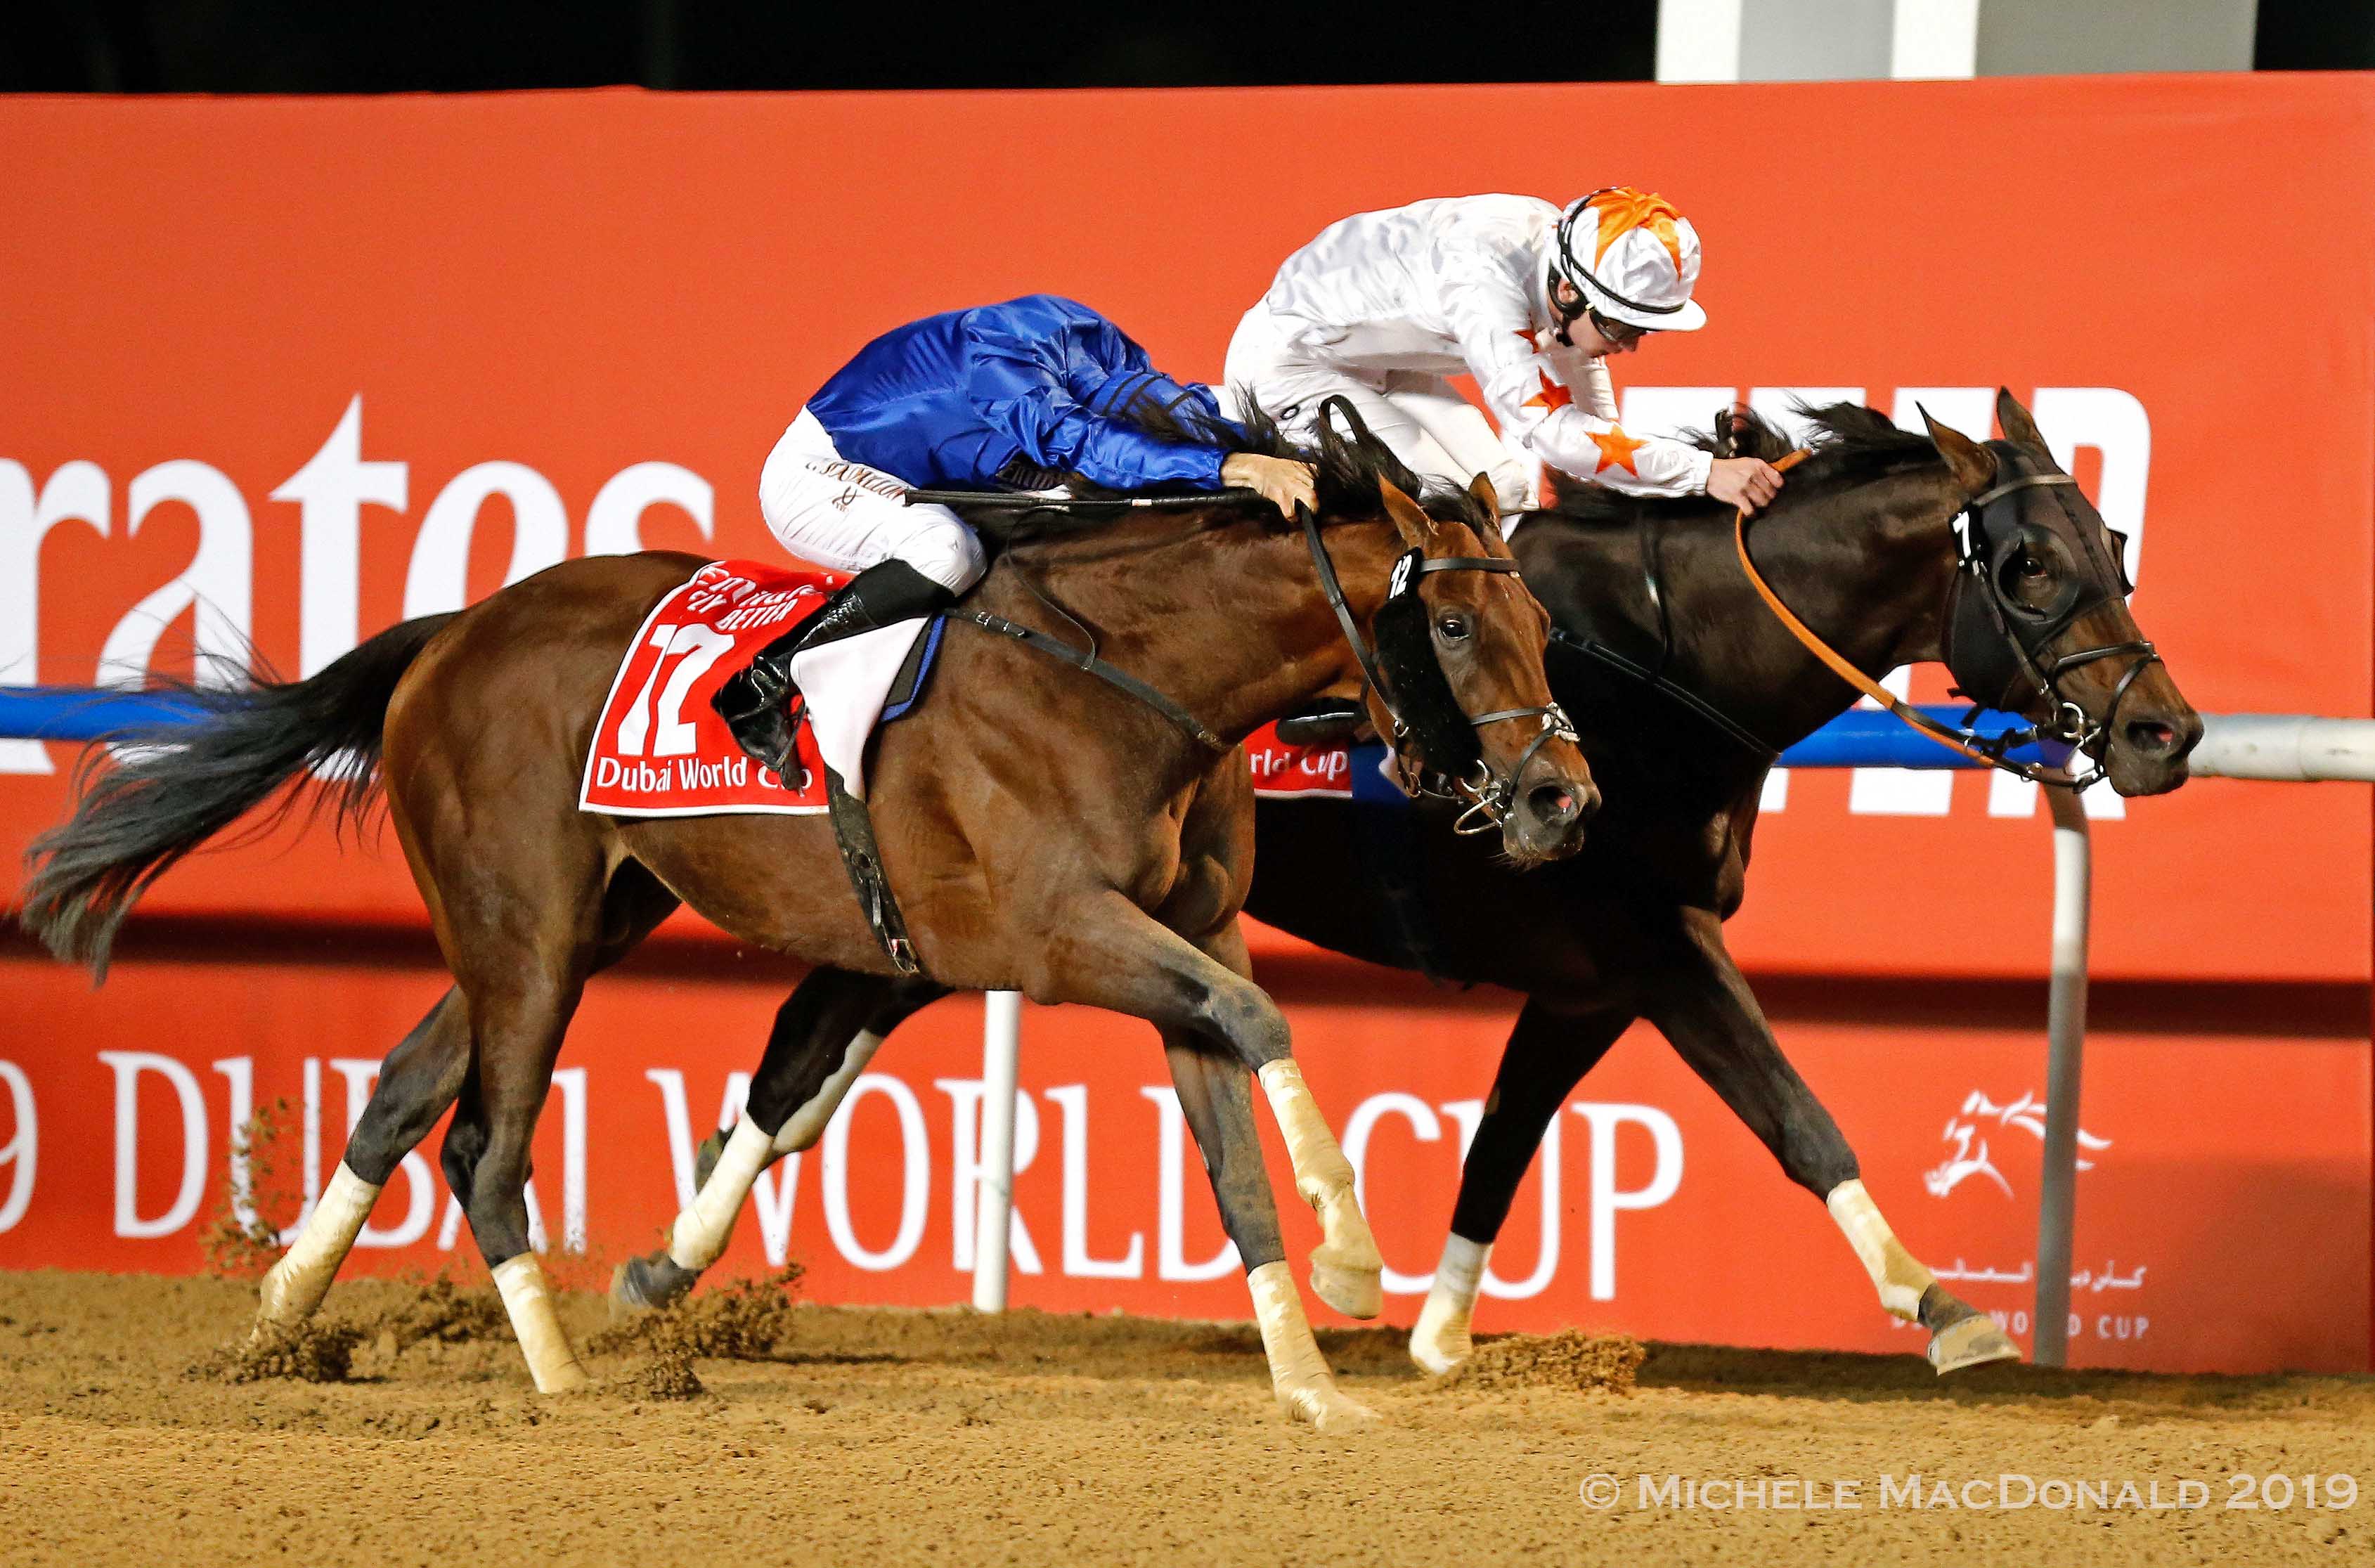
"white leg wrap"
255,1162,380,1328
1826,1178,1934,1321
1409,1233,1490,1375
668,1115,775,1271
772,1029,882,1154
1255,1060,1383,1319
492,1252,590,1394
1245,1260,1378,1433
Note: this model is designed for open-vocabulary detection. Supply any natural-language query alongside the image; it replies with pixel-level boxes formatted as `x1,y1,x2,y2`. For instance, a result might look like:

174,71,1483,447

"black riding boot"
711,559,957,780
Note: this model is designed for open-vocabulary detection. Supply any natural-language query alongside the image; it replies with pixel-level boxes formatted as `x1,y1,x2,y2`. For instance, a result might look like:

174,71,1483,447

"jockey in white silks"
1224,187,1785,519
713,294,1316,781
1228,190,1786,1368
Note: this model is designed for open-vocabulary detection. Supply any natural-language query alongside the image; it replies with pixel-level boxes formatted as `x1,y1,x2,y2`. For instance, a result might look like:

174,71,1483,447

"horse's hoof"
1309,1259,1383,1321
692,1126,732,1193
1409,1323,1472,1376
1929,1313,2022,1374
1277,1381,1383,1434
610,1253,699,1318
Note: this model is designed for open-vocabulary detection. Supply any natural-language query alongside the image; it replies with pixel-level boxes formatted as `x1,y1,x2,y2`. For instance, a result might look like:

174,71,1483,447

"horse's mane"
960,390,1494,548
1544,402,1940,529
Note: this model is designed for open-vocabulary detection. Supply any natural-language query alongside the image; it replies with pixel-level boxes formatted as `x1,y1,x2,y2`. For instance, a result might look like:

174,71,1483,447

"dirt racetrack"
1,1269,2368,1565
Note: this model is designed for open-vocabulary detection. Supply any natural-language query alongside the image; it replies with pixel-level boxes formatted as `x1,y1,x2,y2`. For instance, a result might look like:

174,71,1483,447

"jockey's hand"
1223,453,1320,519
1707,456,1785,514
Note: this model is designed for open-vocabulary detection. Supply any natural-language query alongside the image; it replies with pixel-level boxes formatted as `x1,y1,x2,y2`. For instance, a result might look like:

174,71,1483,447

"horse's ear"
1995,388,2049,453
1378,481,1439,550
1920,405,1998,495
1467,472,1501,521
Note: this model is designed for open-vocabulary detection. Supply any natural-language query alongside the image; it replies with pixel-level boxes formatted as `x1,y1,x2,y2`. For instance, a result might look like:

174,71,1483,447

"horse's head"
1351,472,1597,863
1918,390,2200,796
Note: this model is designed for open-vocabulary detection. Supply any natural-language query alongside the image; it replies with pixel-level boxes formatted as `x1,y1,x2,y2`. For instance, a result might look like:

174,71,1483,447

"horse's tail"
18,614,458,979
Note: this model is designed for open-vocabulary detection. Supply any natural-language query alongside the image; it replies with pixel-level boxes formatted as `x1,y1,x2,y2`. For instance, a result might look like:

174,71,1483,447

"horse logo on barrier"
1923,1090,2111,1199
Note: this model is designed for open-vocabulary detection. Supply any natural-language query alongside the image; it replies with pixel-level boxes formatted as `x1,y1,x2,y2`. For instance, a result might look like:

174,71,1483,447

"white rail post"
972,990,1023,1311
2032,782,2092,1367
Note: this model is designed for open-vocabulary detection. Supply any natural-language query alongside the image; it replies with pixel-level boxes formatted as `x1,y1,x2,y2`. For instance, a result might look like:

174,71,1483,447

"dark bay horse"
628,391,2197,1379
20,415,1592,1432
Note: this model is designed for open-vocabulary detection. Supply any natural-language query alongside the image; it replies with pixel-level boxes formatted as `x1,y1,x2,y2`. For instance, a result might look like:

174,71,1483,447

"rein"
1733,448,2152,790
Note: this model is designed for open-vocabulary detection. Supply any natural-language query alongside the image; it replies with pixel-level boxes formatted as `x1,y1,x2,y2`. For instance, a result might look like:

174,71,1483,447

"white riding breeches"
758,410,987,593
1221,305,1541,514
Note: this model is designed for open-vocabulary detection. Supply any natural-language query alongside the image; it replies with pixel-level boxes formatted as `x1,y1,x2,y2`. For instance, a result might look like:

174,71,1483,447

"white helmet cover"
1553,187,1707,332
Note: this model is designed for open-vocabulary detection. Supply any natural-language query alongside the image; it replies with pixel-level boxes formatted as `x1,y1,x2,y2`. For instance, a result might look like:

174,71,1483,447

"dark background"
0,1,2366,93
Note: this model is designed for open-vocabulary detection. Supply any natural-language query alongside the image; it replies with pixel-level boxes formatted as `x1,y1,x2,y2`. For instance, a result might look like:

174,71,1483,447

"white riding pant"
758,410,987,593
1221,305,1540,514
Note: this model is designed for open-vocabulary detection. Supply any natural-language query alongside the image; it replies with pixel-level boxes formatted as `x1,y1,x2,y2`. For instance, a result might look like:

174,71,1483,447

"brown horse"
608,391,2199,1377
20,411,1593,1432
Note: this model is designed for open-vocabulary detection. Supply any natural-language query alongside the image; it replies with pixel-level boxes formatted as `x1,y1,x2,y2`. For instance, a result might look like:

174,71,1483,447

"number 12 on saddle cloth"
577,559,915,817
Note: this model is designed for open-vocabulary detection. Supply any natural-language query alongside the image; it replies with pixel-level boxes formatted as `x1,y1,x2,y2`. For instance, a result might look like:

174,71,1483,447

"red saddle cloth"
580,560,847,817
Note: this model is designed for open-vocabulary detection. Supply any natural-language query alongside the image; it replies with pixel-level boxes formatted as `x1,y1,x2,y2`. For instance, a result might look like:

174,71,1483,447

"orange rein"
1731,447,2006,769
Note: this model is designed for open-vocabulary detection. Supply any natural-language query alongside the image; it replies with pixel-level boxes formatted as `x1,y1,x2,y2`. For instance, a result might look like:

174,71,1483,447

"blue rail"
1776,708,2071,770
0,686,213,742
0,684,2071,771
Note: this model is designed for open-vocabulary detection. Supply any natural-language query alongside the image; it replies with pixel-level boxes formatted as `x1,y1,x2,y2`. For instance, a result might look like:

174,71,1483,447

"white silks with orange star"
1222,193,1714,507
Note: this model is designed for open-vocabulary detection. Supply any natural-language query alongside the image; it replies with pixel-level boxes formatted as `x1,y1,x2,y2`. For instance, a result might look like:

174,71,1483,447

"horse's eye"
1436,613,1472,642
2019,554,2048,578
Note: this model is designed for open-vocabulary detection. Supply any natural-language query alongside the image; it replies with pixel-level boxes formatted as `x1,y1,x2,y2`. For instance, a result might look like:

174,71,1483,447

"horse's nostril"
1527,783,1577,824
2125,718,2178,753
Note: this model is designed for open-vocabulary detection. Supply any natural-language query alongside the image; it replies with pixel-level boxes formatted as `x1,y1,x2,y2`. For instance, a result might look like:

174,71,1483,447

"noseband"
1735,444,2156,791
1301,507,1578,834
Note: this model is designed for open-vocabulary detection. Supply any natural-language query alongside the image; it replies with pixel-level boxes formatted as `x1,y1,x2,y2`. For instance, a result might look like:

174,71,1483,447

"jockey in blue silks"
715,294,1316,773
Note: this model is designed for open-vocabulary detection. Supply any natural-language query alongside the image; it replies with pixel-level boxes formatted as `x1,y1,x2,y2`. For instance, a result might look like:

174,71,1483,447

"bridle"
1299,503,1578,834
1936,446,2161,788
1734,442,2159,791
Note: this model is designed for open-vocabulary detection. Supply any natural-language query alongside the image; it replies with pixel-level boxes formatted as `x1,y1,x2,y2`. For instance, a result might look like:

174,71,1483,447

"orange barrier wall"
2,77,2370,1371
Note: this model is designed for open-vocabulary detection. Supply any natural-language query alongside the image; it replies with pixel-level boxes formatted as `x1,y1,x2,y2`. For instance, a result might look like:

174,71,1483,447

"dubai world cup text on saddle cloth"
579,560,848,817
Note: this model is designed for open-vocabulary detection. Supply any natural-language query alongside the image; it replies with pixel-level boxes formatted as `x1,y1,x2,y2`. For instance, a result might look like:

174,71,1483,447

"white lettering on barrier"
936,1078,1043,1274
402,460,568,620
209,1056,261,1235
1572,1103,1686,1300
1045,1084,1145,1279
0,458,108,775
98,460,252,691
550,1067,588,1254
273,396,408,678
0,1061,36,1233
1136,1087,1238,1281
293,1056,325,1238
585,462,714,556
820,1073,928,1271
100,1049,208,1240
